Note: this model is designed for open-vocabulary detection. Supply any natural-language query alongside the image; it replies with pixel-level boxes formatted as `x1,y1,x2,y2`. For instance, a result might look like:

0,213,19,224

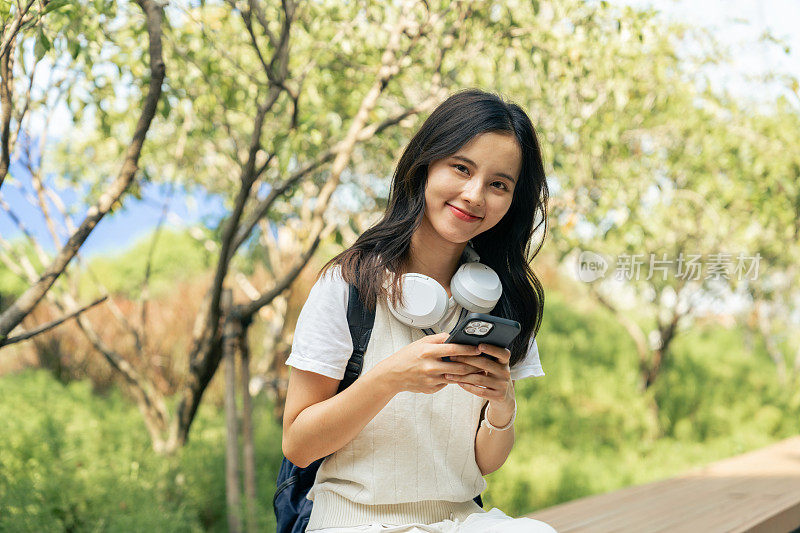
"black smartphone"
442,312,521,362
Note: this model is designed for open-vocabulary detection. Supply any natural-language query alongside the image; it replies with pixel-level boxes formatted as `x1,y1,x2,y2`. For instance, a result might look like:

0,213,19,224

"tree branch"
0,0,35,60
68,298,171,448
0,36,14,191
240,219,335,319
236,0,432,318
0,295,107,347
230,96,437,253
171,98,273,448
247,0,277,49
11,52,39,148
0,0,166,339
229,0,455,253
139,184,177,350
0,232,38,280
178,0,297,418
2,187,172,447
169,1,414,448
588,283,650,366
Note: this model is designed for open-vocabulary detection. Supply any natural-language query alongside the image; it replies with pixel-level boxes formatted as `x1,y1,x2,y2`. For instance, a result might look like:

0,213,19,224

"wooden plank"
743,499,800,533
528,477,691,529
606,477,760,532
698,490,800,533
525,437,800,533
528,474,742,532
642,479,798,533
554,476,758,533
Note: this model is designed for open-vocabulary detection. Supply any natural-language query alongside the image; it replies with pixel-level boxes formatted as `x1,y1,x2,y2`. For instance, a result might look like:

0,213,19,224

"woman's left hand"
443,342,515,414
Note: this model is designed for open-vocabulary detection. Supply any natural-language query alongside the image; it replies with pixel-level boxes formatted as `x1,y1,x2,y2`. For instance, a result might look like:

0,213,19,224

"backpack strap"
337,282,375,393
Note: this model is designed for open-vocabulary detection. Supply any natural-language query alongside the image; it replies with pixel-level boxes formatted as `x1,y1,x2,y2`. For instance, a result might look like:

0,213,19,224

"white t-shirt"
286,266,545,381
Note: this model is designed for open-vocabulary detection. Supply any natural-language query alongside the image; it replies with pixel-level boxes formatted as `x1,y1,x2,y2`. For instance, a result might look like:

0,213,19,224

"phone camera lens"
465,320,493,337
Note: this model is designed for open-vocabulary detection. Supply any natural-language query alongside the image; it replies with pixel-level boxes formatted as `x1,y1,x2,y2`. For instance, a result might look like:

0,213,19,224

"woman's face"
422,131,522,244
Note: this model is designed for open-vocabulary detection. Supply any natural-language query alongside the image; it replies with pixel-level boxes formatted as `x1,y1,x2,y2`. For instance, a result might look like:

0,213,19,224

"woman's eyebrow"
451,155,516,183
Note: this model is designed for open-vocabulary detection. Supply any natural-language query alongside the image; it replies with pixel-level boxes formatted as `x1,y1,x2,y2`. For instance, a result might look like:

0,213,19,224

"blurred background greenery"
1,0,799,531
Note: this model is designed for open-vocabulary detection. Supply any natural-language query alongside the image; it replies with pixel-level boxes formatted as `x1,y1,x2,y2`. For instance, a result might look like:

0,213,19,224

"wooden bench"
525,436,800,532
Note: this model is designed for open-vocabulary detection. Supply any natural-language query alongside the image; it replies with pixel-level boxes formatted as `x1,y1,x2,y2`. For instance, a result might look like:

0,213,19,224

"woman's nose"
461,178,485,207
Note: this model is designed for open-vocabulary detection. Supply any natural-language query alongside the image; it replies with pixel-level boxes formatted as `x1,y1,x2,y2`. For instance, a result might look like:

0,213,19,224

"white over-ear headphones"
385,242,502,335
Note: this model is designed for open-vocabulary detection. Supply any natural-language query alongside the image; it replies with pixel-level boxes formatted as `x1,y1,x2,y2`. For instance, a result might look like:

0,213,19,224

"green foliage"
3,287,799,525
478,291,800,516
78,228,214,299
0,369,284,532
3,0,799,525
0,263,29,303
655,326,797,441
0,238,48,307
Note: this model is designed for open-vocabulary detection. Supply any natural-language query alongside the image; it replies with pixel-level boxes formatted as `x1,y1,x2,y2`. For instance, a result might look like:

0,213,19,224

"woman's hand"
442,343,515,422
375,332,486,395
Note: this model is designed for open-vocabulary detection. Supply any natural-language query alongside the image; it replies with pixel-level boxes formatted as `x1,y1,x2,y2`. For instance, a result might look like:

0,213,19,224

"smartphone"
442,312,521,362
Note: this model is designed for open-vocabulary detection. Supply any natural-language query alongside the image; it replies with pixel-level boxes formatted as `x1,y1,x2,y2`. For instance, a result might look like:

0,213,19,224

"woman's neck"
407,226,467,296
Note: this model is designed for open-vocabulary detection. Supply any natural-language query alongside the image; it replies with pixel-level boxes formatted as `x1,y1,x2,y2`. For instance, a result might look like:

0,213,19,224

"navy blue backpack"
273,283,483,532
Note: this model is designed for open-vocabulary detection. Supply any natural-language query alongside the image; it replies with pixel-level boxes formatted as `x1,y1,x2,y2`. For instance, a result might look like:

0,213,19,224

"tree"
484,0,800,397
4,0,798,453
0,0,166,344
2,0,495,452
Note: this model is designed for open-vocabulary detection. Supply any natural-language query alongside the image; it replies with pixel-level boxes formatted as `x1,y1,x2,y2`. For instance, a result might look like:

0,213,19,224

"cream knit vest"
306,290,488,529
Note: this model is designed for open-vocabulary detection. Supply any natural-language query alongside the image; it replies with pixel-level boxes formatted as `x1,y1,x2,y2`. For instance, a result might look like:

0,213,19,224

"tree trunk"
755,300,787,386
223,289,242,533
793,343,800,387
239,326,257,533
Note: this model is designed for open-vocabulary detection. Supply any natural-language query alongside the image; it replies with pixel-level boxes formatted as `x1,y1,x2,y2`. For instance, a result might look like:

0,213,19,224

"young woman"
282,89,556,532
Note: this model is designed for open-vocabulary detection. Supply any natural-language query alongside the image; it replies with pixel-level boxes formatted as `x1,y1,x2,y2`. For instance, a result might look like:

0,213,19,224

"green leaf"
68,40,81,60
159,98,171,119
34,29,51,61
43,0,70,15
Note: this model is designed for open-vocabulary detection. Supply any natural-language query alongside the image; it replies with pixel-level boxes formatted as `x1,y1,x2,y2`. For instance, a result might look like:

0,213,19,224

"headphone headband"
386,241,501,332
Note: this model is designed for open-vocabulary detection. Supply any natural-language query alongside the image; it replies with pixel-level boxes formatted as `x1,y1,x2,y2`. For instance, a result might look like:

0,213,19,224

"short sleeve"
285,265,353,380
509,335,545,381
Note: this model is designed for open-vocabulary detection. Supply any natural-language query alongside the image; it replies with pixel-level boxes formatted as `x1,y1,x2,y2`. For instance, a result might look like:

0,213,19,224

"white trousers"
307,507,558,533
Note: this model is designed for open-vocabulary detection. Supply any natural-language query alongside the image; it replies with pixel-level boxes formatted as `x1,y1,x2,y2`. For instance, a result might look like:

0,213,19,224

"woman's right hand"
375,332,484,395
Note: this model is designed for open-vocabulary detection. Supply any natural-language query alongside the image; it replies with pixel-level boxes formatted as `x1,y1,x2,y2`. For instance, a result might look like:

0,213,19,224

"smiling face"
421,131,522,245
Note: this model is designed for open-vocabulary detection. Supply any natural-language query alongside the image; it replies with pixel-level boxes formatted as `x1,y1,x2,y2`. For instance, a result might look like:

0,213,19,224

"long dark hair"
318,88,549,367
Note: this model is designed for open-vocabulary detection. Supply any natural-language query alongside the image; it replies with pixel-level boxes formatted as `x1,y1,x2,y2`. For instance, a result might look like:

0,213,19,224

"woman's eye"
453,164,469,175
493,181,510,191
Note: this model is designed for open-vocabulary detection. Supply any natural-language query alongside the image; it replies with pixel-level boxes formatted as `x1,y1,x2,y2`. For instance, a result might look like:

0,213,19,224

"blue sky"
1,0,798,261
0,169,228,259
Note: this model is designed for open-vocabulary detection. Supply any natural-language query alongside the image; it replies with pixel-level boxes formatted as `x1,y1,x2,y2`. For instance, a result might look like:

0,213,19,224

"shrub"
0,369,284,532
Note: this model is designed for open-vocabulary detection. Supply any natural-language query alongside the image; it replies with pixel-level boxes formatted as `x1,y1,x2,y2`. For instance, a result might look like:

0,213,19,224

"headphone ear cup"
386,273,450,329
451,262,502,313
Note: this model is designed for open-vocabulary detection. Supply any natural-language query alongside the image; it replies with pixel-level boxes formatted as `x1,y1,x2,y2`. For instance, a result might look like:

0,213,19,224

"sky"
1,0,798,261
1,170,228,259
618,0,800,102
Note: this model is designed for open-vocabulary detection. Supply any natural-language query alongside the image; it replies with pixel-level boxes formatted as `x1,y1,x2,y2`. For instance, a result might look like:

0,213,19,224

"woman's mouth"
447,203,481,222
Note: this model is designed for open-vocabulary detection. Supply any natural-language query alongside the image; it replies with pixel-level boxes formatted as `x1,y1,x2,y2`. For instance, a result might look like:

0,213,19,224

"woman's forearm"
474,395,516,476
283,365,398,468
